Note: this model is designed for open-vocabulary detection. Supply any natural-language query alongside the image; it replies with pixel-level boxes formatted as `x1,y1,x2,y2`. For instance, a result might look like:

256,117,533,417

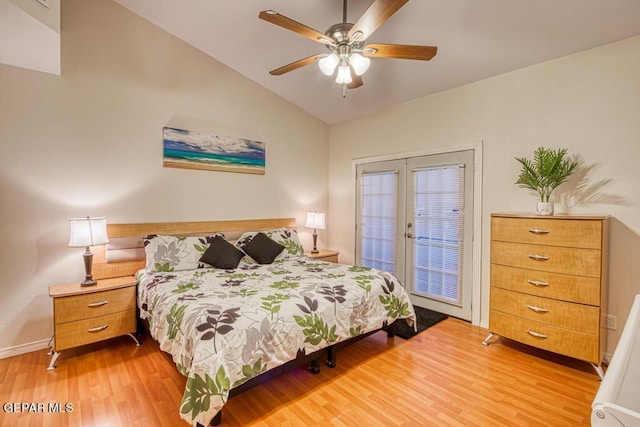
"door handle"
406,233,415,239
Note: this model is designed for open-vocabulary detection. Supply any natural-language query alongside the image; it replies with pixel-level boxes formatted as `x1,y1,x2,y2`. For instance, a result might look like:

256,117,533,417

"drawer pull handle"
527,280,549,287
526,330,548,339
528,254,550,261
527,305,549,313
528,229,550,235
87,301,108,308
88,325,109,333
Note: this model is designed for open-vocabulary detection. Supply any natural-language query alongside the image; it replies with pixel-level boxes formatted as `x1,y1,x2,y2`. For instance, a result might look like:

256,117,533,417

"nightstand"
47,276,140,370
305,249,340,263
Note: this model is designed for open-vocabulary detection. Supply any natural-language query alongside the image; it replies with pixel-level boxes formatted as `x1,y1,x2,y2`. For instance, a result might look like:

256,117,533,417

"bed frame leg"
326,346,336,368
387,323,395,338
309,359,321,374
209,411,222,426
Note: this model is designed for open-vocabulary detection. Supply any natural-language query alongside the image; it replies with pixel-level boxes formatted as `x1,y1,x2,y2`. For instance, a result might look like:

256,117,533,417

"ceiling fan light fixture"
318,53,339,76
349,53,370,76
335,64,352,85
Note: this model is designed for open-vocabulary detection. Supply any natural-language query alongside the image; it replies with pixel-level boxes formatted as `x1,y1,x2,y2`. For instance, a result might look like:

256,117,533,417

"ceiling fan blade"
269,54,324,76
259,10,333,45
348,0,409,41
363,43,437,60
348,66,363,89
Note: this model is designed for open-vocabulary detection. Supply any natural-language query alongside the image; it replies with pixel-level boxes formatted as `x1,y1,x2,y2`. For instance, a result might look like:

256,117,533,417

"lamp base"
81,248,96,286
311,231,319,254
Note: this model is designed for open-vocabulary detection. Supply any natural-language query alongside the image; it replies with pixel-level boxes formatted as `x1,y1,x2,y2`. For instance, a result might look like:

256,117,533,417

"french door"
356,150,474,321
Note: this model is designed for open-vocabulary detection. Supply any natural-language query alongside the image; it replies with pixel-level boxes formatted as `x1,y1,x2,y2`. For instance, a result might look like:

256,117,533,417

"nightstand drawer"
54,310,136,351
490,287,599,334
491,241,601,277
491,216,602,249
489,310,599,363
490,264,600,305
305,249,340,263
318,254,338,263
54,286,136,324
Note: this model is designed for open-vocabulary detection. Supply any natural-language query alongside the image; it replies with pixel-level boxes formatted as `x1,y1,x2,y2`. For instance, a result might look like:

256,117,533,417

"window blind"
358,171,398,273
410,164,465,306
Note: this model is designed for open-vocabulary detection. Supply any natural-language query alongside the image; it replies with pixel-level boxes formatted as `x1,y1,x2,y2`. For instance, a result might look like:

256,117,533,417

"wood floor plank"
0,318,599,426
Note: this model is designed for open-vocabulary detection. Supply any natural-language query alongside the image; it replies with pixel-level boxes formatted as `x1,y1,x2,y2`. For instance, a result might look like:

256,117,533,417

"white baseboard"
0,338,50,360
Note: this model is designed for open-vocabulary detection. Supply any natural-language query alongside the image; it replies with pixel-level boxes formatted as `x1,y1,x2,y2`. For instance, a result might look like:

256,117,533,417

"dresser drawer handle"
528,254,550,261
528,229,550,235
526,330,548,339
527,280,549,287
87,325,109,332
527,305,549,313
87,301,108,308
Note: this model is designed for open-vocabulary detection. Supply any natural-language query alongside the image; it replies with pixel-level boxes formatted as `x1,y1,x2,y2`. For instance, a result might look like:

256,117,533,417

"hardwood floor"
0,318,599,426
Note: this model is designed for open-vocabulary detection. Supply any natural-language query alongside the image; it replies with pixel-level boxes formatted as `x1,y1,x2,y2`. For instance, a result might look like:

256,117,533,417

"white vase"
536,201,554,216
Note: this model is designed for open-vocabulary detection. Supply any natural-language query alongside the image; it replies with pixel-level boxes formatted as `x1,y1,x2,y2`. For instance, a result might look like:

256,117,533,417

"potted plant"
515,147,578,215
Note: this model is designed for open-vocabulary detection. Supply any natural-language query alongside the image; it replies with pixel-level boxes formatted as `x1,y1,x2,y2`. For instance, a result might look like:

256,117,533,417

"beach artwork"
162,127,266,175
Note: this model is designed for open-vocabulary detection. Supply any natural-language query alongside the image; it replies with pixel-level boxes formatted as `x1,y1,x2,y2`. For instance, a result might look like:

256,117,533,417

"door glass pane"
410,164,464,306
359,171,398,273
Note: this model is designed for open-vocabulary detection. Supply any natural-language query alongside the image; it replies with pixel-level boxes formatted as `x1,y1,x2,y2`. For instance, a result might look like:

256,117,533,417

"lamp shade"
349,53,370,76
305,212,325,230
318,53,339,76
68,217,109,247
335,64,352,85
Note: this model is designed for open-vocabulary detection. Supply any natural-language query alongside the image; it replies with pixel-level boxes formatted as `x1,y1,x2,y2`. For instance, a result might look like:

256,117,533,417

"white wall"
328,36,640,354
0,0,329,353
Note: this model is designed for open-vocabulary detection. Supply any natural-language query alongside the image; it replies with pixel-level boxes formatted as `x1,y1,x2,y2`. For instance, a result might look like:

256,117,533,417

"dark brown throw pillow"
200,235,245,269
241,232,285,264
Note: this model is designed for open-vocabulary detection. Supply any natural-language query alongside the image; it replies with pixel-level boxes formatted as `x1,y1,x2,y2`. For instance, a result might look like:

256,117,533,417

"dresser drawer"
491,241,602,277
490,264,600,305
54,286,136,324
489,310,599,363
54,310,136,351
491,216,602,249
490,287,599,334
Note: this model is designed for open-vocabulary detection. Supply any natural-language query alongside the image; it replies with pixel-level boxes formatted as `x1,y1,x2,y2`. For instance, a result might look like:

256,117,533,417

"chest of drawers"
485,214,609,374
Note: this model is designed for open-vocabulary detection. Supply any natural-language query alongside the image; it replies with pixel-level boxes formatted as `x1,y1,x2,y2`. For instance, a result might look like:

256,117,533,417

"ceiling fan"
258,0,437,96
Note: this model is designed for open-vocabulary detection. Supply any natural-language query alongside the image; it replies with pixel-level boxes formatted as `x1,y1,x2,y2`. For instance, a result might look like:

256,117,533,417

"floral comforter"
137,257,415,425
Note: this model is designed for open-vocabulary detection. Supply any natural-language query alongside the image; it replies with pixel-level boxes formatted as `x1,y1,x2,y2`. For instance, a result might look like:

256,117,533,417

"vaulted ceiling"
114,0,640,124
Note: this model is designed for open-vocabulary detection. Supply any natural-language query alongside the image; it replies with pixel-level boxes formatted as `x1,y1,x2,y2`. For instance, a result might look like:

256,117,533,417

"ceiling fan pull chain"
342,84,347,98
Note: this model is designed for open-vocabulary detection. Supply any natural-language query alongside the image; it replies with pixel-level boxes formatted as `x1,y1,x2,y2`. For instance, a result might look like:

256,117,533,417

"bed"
92,218,416,426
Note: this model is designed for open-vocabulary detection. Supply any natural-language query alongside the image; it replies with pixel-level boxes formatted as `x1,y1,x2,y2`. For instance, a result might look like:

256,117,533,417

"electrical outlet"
35,0,49,9
605,314,617,330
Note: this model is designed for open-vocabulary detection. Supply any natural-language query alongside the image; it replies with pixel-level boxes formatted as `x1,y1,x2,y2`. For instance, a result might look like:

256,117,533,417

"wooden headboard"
92,218,297,280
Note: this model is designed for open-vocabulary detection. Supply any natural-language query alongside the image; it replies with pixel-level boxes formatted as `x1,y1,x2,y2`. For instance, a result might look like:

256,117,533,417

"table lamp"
305,212,325,254
68,216,109,286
